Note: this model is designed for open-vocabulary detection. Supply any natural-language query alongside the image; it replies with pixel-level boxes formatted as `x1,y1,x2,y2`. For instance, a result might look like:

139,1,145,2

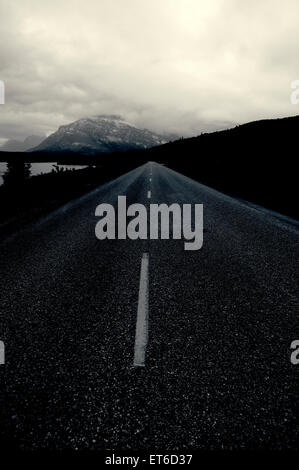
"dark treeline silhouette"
3,160,31,186
0,155,147,237
145,114,299,220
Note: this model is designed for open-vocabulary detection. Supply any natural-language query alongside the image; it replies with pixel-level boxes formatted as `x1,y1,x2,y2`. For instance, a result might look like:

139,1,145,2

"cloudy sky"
0,0,299,143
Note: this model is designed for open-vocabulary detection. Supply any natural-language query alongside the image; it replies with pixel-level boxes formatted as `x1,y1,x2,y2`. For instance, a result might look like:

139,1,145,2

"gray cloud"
0,0,299,141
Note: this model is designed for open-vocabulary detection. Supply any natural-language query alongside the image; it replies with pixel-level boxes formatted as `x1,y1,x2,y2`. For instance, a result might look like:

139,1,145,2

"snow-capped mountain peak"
31,115,167,154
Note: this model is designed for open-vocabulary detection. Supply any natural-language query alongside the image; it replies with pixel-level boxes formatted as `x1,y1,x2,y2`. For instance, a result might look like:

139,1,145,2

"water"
0,162,87,186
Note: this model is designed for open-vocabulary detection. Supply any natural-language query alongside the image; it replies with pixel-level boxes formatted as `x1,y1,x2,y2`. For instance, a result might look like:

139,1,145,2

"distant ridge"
30,115,168,154
0,135,45,152
147,113,299,220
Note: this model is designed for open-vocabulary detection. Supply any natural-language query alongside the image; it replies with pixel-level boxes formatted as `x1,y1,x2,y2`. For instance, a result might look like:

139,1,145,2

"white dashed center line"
147,190,151,199
133,253,149,367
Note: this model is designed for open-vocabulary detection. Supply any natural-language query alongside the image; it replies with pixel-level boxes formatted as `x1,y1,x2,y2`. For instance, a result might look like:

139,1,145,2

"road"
0,162,298,450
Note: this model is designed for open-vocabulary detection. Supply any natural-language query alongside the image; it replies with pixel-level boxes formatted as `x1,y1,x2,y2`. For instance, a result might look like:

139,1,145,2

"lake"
0,162,87,186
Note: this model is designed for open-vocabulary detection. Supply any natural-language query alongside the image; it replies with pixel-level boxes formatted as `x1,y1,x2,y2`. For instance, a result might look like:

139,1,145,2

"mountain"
30,115,168,154
0,135,45,152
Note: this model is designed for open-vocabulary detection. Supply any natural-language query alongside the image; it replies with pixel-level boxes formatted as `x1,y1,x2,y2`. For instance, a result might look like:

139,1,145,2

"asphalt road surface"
0,162,298,450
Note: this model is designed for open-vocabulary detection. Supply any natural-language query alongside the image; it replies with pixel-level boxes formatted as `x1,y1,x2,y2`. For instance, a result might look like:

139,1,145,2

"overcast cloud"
0,0,299,141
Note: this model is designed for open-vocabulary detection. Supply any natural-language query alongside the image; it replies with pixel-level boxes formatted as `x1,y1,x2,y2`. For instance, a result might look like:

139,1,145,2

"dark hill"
147,114,299,220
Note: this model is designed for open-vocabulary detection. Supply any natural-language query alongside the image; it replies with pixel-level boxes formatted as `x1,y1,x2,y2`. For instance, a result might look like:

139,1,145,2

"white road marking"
149,177,152,182
147,190,151,199
133,253,149,367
